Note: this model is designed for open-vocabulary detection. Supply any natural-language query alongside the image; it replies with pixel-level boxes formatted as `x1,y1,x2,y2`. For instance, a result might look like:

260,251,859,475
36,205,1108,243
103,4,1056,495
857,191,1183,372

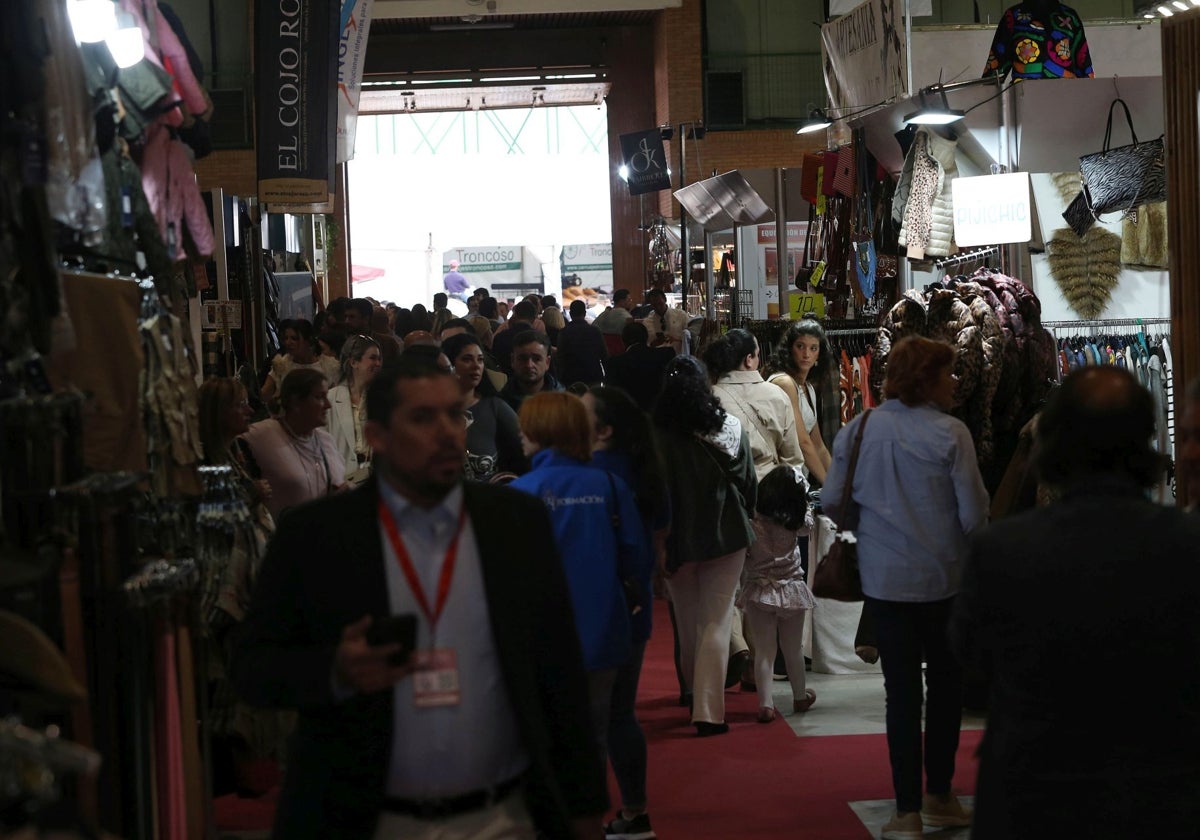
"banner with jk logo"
619,129,672,196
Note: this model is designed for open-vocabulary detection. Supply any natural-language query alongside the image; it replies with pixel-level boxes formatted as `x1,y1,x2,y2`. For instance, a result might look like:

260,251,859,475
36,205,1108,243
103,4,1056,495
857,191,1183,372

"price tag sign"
951,172,1032,247
202,301,243,330
789,292,826,319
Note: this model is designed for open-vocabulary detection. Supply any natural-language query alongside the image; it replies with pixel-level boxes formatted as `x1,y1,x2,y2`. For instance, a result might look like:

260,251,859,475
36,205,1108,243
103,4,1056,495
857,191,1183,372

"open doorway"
346,103,614,313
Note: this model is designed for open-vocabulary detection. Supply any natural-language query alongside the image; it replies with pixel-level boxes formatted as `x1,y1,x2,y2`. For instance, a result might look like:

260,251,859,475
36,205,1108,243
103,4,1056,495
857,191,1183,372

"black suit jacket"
951,478,1200,838
232,478,607,839
603,343,676,411
555,320,608,387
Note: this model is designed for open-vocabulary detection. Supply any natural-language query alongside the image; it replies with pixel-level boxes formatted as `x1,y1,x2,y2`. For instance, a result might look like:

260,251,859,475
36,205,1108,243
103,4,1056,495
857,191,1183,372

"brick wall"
651,0,825,220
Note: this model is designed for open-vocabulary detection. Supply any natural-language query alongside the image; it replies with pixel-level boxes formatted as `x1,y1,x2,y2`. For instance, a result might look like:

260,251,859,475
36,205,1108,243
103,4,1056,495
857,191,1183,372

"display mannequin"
982,0,1094,81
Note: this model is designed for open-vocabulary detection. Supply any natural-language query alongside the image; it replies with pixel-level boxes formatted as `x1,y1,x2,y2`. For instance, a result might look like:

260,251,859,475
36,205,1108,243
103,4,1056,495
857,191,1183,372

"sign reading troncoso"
448,248,522,271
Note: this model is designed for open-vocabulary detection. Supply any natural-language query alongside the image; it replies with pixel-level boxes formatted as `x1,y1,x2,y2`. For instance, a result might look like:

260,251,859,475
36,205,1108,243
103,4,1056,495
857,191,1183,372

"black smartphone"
365,614,418,667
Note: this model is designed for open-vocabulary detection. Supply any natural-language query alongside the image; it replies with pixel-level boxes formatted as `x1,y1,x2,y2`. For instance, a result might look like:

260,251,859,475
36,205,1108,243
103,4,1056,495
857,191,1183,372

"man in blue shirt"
234,357,606,839
443,259,471,302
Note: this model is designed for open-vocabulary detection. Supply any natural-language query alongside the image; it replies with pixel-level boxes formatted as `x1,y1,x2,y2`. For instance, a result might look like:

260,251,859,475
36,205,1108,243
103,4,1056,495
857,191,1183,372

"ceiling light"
796,109,832,134
105,26,144,68
1158,5,1174,14
904,87,965,126
1172,1,1187,8
67,0,118,43
1192,0,1200,7
904,107,966,125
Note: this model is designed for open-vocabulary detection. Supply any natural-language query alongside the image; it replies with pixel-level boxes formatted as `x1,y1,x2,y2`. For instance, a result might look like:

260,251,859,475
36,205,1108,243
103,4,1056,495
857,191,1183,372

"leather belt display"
382,774,523,820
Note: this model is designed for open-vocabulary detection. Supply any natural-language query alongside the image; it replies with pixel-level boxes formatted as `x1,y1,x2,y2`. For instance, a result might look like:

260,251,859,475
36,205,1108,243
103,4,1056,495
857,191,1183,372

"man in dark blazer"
233,357,607,839
603,321,676,411
951,367,1200,840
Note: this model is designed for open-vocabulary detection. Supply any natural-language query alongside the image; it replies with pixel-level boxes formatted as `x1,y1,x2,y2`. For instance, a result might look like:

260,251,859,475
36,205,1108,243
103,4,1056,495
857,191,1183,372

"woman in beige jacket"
705,328,805,480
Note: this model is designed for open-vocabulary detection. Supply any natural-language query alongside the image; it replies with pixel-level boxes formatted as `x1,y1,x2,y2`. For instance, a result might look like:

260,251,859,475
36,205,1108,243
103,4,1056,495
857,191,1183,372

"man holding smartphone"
234,356,606,839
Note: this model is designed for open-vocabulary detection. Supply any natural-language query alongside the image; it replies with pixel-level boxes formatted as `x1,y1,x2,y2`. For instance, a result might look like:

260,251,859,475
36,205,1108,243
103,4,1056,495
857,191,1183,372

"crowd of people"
191,285,1200,840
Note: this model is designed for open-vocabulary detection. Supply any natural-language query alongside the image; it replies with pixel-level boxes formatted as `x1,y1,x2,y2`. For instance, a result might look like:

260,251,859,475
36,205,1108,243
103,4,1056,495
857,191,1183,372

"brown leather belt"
382,774,523,820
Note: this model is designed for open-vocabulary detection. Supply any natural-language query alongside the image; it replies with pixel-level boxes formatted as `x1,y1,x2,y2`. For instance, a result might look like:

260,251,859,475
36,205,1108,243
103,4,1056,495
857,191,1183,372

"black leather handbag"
1076,98,1166,223
811,409,873,602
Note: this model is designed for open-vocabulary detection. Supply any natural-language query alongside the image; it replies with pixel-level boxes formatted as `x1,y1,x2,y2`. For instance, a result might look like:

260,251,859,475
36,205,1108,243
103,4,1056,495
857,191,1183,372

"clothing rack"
826,327,878,337
1043,317,1171,331
934,246,999,269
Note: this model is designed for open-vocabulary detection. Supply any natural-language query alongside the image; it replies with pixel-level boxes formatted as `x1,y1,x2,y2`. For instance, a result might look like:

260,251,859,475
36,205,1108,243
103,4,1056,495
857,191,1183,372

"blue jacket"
589,449,662,644
511,449,646,671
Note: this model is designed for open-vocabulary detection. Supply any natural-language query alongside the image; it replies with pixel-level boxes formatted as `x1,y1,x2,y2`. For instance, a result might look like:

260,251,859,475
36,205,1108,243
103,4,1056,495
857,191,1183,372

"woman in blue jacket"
510,392,649,771
582,386,669,840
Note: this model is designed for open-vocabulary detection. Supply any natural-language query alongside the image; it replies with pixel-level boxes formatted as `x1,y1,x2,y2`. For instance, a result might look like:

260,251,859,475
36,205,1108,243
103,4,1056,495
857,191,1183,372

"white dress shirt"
377,480,531,797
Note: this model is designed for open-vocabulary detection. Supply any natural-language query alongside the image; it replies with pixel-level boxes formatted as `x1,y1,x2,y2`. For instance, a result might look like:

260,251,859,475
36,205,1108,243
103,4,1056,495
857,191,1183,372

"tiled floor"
767,671,986,738
763,670,983,838
849,797,975,840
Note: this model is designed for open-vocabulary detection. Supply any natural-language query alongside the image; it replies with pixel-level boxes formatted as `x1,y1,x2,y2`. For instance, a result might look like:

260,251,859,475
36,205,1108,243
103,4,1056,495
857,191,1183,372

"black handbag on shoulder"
811,409,873,602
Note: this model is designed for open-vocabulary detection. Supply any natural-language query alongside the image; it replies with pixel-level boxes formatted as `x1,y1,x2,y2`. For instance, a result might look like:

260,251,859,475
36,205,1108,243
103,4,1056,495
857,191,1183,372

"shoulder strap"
836,409,873,529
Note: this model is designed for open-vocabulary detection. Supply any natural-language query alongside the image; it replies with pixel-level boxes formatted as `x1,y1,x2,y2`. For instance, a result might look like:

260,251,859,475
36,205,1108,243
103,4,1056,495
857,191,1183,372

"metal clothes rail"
933,246,999,269
1043,317,1172,331
826,327,878,337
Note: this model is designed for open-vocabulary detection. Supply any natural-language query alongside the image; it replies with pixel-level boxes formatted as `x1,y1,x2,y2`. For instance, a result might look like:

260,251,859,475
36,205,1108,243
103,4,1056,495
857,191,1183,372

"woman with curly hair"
653,356,757,736
767,318,836,484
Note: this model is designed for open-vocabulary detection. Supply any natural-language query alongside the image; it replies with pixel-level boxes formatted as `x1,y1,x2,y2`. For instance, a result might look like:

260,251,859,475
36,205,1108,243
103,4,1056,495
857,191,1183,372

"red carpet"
216,599,982,838
620,599,981,839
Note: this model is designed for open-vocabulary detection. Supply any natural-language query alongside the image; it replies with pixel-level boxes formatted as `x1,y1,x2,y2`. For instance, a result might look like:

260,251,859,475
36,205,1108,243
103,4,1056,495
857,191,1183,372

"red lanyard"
378,499,466,629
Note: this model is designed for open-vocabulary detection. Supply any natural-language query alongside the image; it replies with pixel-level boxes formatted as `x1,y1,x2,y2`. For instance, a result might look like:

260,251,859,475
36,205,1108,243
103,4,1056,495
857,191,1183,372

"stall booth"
0,2,324,835
794,9,1183,673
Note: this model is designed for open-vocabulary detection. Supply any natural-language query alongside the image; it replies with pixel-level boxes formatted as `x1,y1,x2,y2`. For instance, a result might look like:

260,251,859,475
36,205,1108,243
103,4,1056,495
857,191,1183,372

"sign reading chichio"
820,0,907,114
951,173,1032,247
256,0,339,205
619,129,672,196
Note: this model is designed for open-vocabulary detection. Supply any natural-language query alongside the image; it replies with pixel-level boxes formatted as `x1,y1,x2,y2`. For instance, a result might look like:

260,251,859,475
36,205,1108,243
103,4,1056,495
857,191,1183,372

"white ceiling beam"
374,0,679,18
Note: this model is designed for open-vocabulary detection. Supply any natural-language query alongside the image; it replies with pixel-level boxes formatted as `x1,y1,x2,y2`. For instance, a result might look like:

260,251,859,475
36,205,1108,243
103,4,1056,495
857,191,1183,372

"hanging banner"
336,0,374,163
820,0,908,114
619,129,672,196
256,0,339,205
831,0,930,18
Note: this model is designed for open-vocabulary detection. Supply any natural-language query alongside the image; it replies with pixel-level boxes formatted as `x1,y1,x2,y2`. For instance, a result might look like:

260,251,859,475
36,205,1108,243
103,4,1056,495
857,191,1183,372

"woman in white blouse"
767,319,835,484
326,335,383,484
241,368,347,519
261,318,340,406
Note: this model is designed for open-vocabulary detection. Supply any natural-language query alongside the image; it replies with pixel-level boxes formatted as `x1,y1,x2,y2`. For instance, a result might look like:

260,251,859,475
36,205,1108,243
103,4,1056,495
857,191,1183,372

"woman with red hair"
510,392,649,773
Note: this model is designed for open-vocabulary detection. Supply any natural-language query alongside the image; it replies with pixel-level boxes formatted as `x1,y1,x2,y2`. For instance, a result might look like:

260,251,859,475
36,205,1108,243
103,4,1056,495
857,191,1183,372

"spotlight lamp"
903,88,966,126
796,108,833,135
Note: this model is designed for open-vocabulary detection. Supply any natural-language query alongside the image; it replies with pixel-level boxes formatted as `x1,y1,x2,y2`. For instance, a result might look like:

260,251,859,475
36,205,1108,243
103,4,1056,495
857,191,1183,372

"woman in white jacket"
326,334,382,484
